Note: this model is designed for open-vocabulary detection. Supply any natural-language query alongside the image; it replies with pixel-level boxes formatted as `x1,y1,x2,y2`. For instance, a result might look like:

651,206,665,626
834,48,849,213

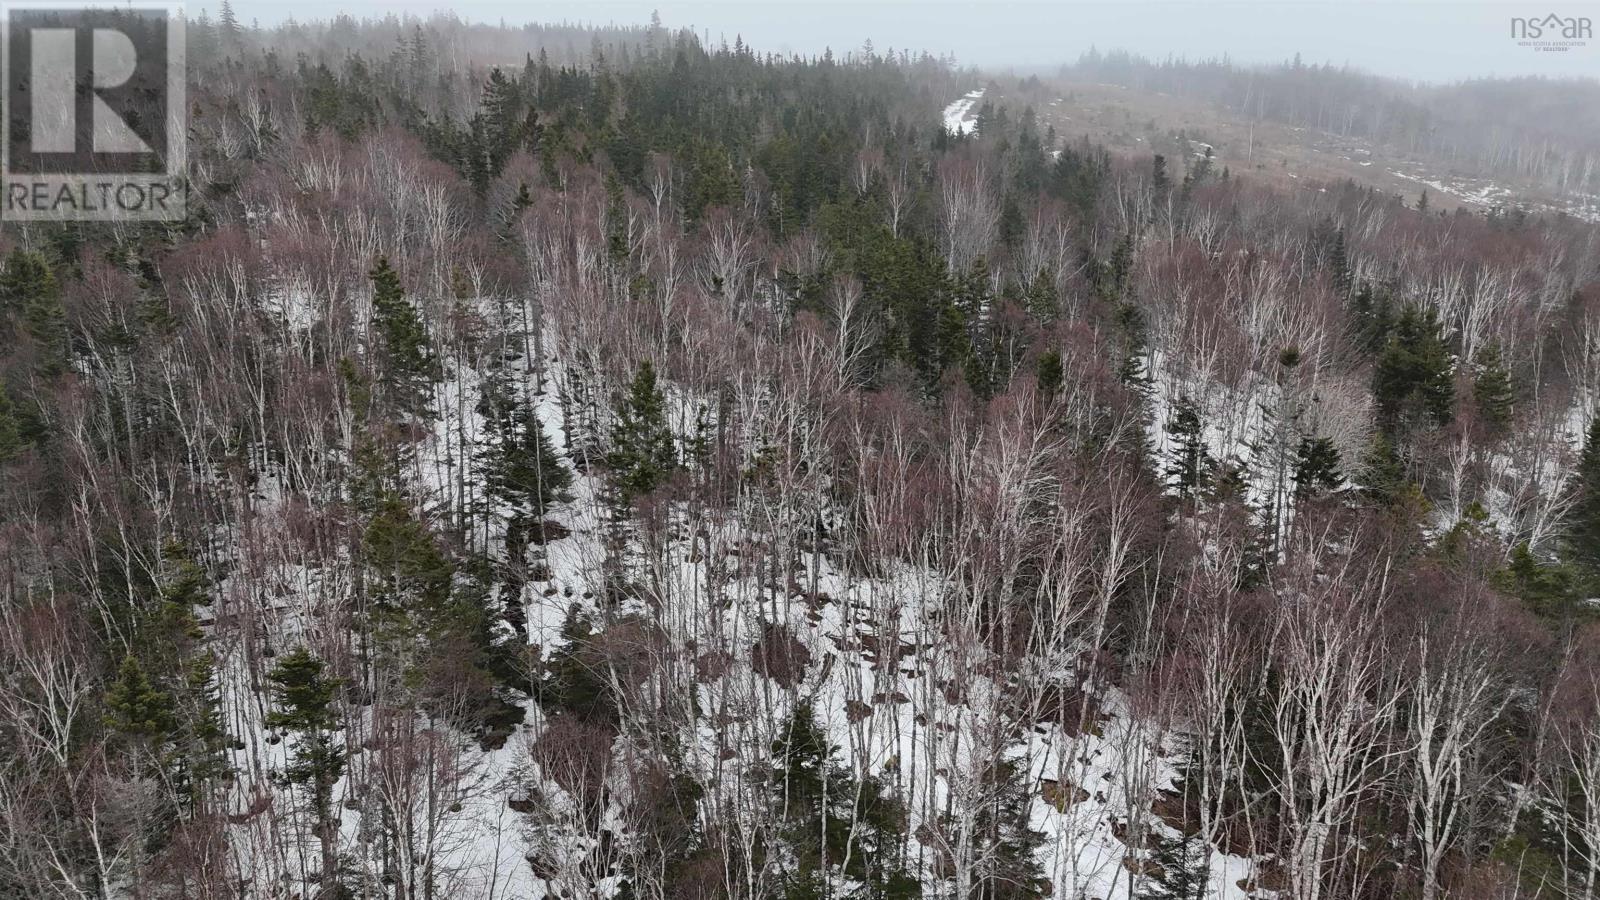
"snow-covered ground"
210,286,1260,898
943,88,984,135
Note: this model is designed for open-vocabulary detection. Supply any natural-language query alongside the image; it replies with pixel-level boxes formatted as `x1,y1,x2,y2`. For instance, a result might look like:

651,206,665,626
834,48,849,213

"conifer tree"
1166,395,1212,499
267,647,345,896
1152,154,1170,198
1036,350,1064,399
1567,415,1600,583
0,382,24,463
1351,281,1395,352
608,360,677,502
105,654,176,741
967,756,1047,900
479,373,572,553
1359,431,1407,507
1137,826,1209,900
1292,435,1343,500
1473,341,1514,437
217,0,243,49
363,493,457,637
1374,305,1454,432
2,251,68,375
369,257,439,418
771,702,913,898
1327,227,1352,300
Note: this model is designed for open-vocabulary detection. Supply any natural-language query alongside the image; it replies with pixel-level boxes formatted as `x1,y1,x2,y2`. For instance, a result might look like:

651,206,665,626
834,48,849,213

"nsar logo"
1511,13,1592,52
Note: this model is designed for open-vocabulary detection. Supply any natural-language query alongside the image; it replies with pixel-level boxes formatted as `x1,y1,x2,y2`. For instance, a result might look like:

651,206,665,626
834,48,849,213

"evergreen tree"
771,702,913,899
105,654,176,741
1137,826,1210,900
0,382,24,463
608,360,677,502
363,492,457,637
479,373,573,555
1473,342,1515,437
966,756,1047,900
538,604,616,723
1373,305,1454,432
1350,281,1395,352
1327,227,1352,300
2,250,68,375
1166,395,1211,499
1499,542,1580,616
266,648,346,897
217,0,243,49
1036,350,1064,399
1292,435,1343,500
368,256,439,418
1567,415,1600,583
1359,431,1407,507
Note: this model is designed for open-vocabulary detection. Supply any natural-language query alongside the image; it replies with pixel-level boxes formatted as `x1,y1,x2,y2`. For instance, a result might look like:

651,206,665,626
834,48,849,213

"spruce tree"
1373,305,1454,432
1359,431,1407,507
1138,827,1209,900
480,374,572,554
1327,227,1352,300
0,382,24,462
771,702,913,898
967,756,1047,900
1473,342,1514,437
1567,415,1600,582
1166,395,1212,499
105,654,176,741
266,648,345,896
1292,435,1343,500
608,360,677,502
363,492,457,636
1036,350,1064,399
2,251,68,375
217,0,243,49
368,257,439,418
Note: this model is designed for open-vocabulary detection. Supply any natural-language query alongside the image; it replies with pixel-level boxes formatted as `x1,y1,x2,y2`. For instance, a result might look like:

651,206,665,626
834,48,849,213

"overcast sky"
234,0,1599,84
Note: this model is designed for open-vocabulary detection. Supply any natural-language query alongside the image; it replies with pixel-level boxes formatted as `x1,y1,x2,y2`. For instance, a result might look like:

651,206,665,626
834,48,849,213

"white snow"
943,88,984,135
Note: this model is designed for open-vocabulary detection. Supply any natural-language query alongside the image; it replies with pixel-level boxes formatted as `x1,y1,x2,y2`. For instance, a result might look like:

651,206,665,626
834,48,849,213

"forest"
1059,49,1600,201
3,9,1600,900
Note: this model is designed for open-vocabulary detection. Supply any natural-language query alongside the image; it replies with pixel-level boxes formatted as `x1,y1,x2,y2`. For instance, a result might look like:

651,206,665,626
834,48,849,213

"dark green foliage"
1350,281,1395,352
265,647,350,897
1322,224,1352,300
1138,827,1209,900
1036,350,1064,399
1496,543,1582,618
368,257,439,417
771,703,914,899
0,382,24,462
963,755,1047,900
537,605,617,724
2,250,69,375
479,373,573,551
1373,305,1454,432
1166,395,1211,499
608,360,677,502
1473,342,1515,437
1358,431,1407,507
359,489,521,731
1292,436,1343,499
363,493,456,627
1567,415,1600,583
105,654,176,740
